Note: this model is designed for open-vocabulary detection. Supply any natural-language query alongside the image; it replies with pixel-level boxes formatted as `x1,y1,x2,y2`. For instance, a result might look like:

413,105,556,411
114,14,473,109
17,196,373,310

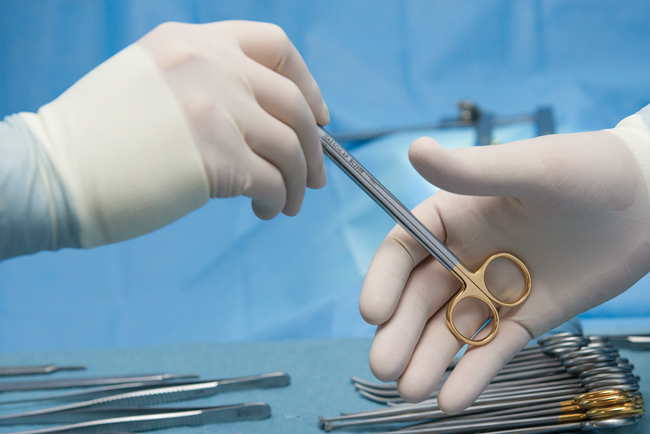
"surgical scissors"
319,127,531,345
319,389,643,432
380,408,643,434
431,416,639,434
349,333,635,405
322,334,641,429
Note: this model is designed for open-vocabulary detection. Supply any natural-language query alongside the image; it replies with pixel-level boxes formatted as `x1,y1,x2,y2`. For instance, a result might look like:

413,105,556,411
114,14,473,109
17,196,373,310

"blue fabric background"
1,0,650,352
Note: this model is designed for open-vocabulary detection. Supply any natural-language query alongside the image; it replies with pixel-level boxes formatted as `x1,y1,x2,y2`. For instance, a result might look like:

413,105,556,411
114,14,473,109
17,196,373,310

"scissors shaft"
319,127,461,272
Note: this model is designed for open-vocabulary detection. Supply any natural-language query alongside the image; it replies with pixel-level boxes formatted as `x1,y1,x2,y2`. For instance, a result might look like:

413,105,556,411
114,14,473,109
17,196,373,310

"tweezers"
0,372,289,425
0,373,199,392
0,365,86,377
7,402,271,434
0,372,288,406
0,380,206,406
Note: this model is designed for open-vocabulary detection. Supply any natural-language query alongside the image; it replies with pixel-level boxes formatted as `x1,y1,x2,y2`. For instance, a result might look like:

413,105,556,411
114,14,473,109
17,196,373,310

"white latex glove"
360,120,650,413
19,20,329,249
137,21,330,219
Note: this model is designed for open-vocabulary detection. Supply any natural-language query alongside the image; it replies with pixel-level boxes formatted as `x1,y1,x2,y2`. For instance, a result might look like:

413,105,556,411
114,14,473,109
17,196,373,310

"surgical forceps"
319,127,531,345
7,402,271,434
0,372,289,426
0,373,289,406
0,373,198,392
0,365,85,377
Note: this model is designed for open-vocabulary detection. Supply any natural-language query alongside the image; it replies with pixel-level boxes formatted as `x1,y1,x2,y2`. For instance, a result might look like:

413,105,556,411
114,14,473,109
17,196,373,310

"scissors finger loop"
474,252,532,307
446,288,500,346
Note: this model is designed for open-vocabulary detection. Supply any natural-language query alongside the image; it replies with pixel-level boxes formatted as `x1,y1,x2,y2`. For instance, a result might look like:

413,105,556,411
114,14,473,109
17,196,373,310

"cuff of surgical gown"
19,44,210,248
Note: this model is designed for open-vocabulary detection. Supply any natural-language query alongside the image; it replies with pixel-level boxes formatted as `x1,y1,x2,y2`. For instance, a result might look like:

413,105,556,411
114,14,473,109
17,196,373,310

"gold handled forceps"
318,127,532,345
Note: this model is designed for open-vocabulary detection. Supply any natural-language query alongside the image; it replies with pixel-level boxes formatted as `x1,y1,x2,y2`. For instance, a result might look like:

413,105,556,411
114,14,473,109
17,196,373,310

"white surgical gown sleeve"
0,45,209,261
0,114,81,259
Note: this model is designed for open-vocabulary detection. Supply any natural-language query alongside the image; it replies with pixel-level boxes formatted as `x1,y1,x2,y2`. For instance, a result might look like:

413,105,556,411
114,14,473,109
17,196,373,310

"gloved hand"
360,121,650,414
137,21,330,219
18,20,329,251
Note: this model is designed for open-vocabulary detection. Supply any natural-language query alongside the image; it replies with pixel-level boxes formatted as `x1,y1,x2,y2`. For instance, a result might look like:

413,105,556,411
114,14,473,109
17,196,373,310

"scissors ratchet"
318,127,531,345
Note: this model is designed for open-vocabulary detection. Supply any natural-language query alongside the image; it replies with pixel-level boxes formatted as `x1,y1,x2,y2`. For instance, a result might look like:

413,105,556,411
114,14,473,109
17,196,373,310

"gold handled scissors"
318,127,531,345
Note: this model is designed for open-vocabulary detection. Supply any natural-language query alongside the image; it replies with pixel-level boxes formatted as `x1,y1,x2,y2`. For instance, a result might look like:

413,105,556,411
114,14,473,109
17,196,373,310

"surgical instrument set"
318,332,644,433
0,372,290,433
318,127,531,346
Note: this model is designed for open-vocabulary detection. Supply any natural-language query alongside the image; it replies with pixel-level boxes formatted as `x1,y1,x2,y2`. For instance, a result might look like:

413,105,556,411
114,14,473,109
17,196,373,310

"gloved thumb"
408,136,551,199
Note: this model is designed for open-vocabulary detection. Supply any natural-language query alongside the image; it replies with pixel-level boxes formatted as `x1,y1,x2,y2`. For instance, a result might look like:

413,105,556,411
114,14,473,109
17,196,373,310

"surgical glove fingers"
437,321,530,414
137,21,328,219
226,20,330,127
242,106,308,216
396,297,492,403
244,61,323,202
233,29,327,190
204,20,328,190
369,257,459,382
186,99,287,219
360,200,447,325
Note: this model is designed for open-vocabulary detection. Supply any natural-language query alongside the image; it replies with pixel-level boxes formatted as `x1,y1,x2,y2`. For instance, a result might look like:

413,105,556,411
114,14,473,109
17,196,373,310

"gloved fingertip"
437,399,467,415
398,382,436,404
252,200,280,220
408,137,448,174
437,374,484,415
369,347,404,383
282,201,302,217
437,390,474,415
319,100,330,126
317,164,327,188
306,163,327,190
358,291,393,325
408,137,482,195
